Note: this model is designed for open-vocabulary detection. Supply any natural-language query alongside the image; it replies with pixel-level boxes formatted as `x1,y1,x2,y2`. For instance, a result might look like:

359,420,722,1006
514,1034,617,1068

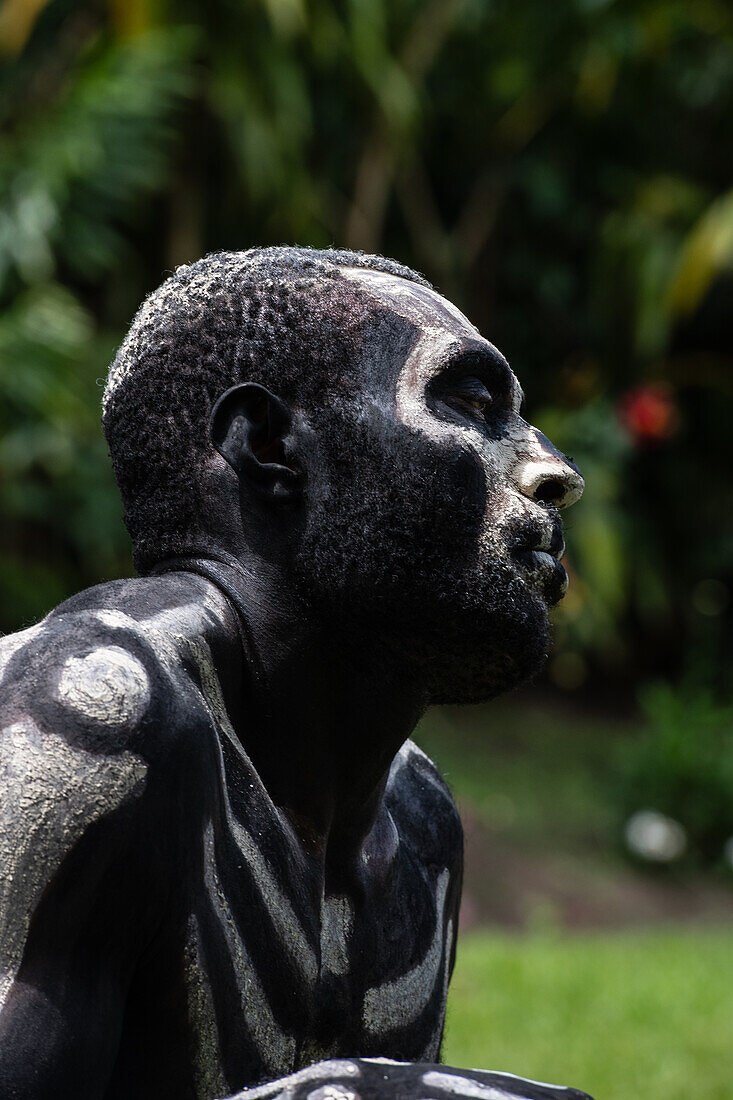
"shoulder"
386,738,463,872
0,577,233,881
0,615,156,921
0,572,230,762
388,737,456,809
0,612,151,758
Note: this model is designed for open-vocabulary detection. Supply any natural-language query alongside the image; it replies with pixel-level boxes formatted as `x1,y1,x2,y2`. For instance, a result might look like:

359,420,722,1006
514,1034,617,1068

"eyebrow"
438,341,521,407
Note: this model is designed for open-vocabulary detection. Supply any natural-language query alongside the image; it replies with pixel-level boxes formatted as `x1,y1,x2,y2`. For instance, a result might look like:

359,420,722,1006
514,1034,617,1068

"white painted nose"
515,428,584,509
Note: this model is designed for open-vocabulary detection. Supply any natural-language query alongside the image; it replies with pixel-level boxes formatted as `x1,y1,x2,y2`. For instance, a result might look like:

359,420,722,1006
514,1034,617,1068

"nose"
515,429,584,510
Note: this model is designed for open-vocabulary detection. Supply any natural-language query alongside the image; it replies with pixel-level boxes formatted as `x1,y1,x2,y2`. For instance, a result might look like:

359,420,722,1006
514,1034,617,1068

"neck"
154,550,428,865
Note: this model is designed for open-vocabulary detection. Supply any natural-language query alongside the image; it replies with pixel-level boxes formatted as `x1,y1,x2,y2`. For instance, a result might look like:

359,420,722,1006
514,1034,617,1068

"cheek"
389,418,489,558
394,384,522,548
474,443,528,553
449,444,489,517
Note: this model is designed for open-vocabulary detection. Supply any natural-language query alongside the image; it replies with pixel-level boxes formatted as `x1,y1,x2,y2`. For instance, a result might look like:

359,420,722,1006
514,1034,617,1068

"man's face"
296,269,583,704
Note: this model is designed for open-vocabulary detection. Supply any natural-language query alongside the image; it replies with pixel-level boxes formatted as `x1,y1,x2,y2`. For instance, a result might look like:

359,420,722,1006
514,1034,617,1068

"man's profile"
0,248,588,1100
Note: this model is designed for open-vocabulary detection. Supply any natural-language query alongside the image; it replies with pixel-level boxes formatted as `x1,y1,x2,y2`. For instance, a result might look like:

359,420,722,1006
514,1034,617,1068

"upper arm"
0,619,168,1097
385,741,464,1052
390,740,464,878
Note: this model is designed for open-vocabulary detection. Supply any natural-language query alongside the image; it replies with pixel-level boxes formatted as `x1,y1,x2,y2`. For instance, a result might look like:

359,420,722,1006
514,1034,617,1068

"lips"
509,520,568,604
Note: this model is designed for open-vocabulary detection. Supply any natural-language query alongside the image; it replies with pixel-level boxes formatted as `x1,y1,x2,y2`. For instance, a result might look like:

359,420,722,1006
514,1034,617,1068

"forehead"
339,267,520,404
340,267,481,345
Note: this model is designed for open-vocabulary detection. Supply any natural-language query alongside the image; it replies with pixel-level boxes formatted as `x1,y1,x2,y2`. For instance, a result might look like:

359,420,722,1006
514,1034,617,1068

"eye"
444,378,493,421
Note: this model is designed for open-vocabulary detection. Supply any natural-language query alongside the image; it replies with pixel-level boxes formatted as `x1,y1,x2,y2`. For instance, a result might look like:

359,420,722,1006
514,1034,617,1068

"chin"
419,562,554,706
426,624,550,706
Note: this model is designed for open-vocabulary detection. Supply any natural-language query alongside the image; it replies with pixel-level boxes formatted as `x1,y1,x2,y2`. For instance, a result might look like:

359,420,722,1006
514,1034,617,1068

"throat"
155,552,426,858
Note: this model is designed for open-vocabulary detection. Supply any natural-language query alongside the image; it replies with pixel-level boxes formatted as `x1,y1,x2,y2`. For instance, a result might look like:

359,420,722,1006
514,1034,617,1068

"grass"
418,694,733,1097
444,927,733,1100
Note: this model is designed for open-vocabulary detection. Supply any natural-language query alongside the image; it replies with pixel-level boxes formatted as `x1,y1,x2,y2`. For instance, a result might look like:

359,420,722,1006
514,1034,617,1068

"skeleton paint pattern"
0,717,147,1010
421,1072,530,1100
198,821,297,1079
362,869,450,1036
0,574,463,1098
57,646,150,726
224,1059,583,1100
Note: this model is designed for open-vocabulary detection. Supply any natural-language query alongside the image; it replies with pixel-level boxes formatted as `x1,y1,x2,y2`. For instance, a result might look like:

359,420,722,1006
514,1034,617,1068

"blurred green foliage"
0,0,731,691
613,681,733,865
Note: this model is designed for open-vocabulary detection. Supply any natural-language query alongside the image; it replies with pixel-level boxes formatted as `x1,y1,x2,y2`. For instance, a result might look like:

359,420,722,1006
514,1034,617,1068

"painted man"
0,248,589,1100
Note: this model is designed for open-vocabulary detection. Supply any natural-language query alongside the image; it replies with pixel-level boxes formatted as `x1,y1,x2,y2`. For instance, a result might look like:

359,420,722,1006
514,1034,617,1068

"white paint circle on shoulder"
57,646,150,726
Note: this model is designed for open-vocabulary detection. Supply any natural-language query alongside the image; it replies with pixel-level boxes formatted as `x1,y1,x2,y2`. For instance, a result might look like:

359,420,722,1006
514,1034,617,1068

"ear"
210,383,303,502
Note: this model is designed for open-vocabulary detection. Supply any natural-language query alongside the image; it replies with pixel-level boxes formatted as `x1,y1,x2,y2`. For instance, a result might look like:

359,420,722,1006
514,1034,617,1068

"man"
0,247,588,1100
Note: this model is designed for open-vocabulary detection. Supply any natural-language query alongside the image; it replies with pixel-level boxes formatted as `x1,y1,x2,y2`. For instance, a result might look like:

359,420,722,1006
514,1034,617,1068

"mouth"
510,523,568,604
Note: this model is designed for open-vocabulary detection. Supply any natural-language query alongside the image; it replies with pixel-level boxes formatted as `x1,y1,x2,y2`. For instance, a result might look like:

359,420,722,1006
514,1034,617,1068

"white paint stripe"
339,267,480,337
0,719,147,1011
0,624,43,684
183,912,229,1099
306,1086,359,1100
179,635,319,989
421,915,454,1061
395,741,447,794
95,609,142,631
226,1060,361,1100
360,1057,410,1066
321,894,353,977
469,1071,573,1092
362,868,450,1034
202,822,296,1076
421,1072,516,1099
122,602,320,990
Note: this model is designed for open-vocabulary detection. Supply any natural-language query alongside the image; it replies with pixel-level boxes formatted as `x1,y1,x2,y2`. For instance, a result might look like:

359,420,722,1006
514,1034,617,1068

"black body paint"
0,248,590,1100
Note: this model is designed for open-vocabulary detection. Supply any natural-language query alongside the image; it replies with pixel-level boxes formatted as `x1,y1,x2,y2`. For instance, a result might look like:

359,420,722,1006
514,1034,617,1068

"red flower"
618,384,679,444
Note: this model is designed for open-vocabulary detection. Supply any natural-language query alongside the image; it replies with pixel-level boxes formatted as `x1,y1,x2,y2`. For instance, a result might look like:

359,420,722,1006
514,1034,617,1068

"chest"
179,767,454,1096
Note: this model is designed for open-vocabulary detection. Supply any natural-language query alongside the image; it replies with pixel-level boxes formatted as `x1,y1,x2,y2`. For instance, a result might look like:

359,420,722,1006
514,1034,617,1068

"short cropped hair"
102,246,429,572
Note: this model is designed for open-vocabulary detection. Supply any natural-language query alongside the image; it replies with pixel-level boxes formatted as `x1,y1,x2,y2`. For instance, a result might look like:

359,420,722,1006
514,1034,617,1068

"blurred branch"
400,0,470,82
393,158,449,273
394,160,500,297
494,82,562,152
1,10,102,128
344,134,394,254
0,27,195,293
344,0,469,252
0,0,52,55
452,167,502,267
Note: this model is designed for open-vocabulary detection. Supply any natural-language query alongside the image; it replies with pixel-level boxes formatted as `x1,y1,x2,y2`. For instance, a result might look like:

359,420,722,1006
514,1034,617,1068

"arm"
224,1058,594,1100
0,708,157,1098
221,754,592,1100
